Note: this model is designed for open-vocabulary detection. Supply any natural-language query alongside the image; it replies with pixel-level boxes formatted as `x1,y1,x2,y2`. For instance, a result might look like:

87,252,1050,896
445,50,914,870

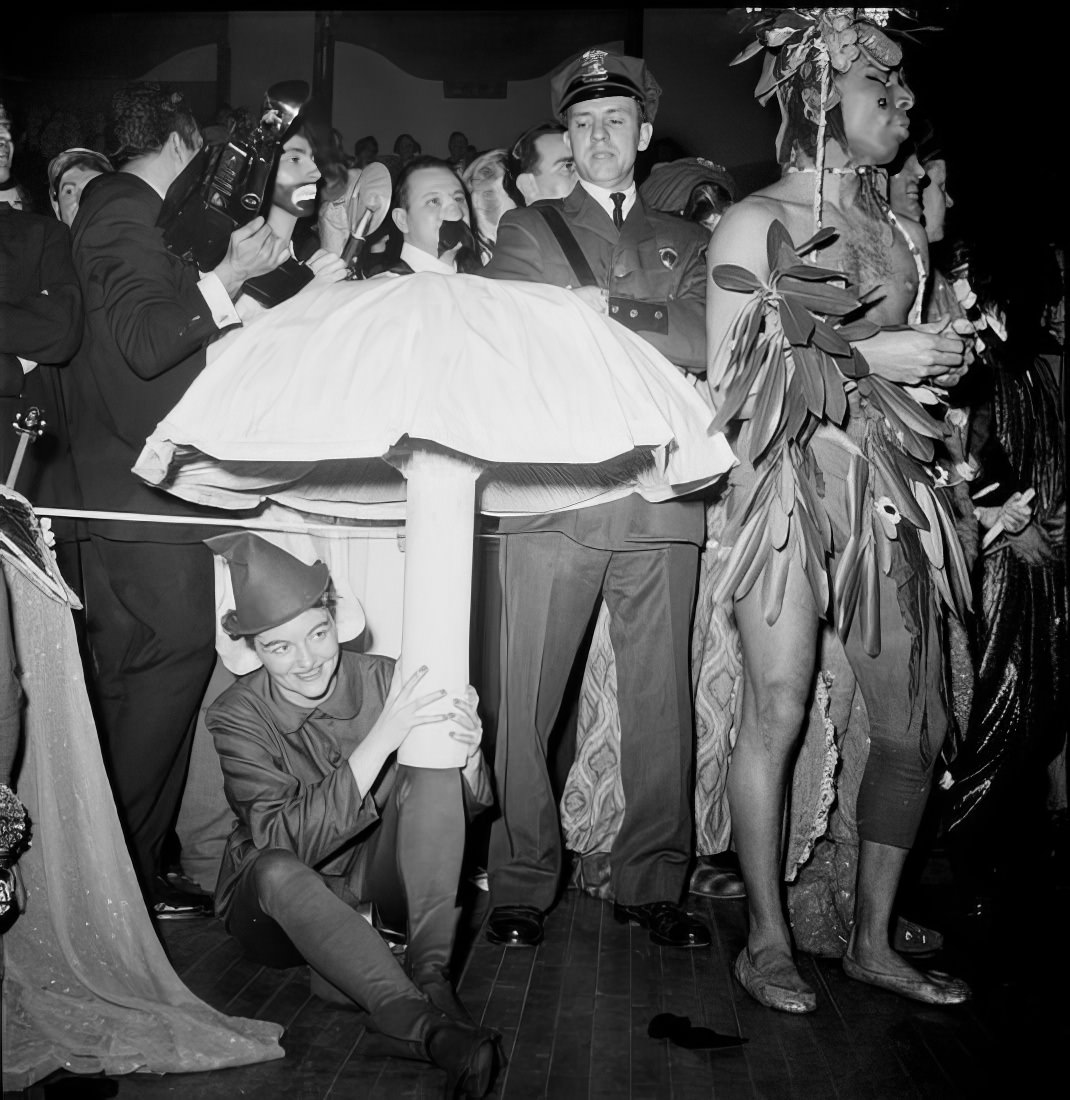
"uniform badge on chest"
658,246,678,270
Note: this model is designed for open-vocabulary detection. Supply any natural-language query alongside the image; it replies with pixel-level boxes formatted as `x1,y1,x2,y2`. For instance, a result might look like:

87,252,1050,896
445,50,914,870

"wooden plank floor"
7,859,1068,1100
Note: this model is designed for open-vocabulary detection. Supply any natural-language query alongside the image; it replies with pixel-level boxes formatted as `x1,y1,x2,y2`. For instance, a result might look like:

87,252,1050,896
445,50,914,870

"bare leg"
843,838,970,1004
728,558,820,1007
852,839,914,973
839,558,970,1005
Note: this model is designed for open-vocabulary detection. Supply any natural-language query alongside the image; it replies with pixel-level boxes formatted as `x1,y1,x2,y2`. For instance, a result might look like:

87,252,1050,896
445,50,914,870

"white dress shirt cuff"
197,271,243,330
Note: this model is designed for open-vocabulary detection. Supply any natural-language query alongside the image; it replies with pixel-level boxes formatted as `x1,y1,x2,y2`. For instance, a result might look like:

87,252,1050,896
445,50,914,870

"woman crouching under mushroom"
203,532,500,1098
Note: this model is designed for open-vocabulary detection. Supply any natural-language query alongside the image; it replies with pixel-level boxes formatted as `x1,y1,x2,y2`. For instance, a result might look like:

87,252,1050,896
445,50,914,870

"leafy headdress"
734,8,902,228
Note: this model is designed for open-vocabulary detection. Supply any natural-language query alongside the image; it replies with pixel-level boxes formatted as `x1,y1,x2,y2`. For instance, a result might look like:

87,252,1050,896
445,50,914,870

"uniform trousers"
488,532,699,910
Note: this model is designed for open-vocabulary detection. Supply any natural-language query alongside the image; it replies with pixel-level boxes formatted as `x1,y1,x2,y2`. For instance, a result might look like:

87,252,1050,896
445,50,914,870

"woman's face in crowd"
837,58,913,166
254,606,341,706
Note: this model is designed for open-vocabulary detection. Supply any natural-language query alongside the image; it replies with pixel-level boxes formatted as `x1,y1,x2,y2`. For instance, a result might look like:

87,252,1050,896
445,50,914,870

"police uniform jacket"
480,182,708,548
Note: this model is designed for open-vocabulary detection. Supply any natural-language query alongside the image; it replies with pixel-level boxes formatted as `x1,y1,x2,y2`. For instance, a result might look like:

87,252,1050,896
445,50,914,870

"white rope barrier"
33,507,503,540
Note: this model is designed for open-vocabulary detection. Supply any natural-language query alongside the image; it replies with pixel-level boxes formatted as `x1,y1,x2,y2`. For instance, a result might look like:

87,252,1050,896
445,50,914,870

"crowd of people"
1,9,1066,1097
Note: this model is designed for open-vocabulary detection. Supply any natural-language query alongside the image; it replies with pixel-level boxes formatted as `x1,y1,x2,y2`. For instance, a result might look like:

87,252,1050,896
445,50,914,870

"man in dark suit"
479,49,711,949
0,106,85,584
67,83,287,919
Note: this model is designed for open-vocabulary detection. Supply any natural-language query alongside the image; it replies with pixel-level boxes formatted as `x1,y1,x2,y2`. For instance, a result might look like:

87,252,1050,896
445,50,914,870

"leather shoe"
842,953,971,1006
152,875,212,921
486,904,544,947
427,1018,502,1098
892,916,944,958
368,1013,502,1097
613,901,711,948
689,863,747,899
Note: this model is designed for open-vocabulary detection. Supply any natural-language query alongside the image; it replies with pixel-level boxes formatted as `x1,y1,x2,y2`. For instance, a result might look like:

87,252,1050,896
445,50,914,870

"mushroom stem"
393,446,482,768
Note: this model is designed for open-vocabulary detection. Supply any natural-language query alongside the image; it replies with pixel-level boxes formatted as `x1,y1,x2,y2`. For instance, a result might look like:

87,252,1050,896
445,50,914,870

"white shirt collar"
579,179,637,225
401,241,457,275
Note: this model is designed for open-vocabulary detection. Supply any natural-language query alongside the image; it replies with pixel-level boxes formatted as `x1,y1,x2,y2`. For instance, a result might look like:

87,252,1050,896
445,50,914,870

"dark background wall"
0,7,1060,264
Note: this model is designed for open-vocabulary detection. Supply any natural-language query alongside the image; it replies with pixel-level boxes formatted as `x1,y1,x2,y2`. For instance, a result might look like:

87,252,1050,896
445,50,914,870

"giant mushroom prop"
135,273,734,766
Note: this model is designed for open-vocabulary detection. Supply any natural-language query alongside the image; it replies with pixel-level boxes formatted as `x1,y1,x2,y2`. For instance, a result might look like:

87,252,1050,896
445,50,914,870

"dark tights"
226,765,465,1046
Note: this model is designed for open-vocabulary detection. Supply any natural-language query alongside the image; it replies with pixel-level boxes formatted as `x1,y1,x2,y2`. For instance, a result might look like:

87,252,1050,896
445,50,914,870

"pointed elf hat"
206,531,330,637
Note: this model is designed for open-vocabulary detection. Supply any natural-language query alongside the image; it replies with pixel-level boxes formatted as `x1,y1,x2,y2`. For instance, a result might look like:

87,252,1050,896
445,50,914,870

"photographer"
67,82,288,920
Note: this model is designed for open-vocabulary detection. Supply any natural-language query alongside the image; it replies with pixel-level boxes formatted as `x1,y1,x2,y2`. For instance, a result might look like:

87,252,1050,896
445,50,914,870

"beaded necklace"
786,164,928,323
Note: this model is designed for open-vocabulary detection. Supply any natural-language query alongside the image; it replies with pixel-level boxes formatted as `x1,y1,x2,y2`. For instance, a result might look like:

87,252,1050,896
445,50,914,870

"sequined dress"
945,353,1067,836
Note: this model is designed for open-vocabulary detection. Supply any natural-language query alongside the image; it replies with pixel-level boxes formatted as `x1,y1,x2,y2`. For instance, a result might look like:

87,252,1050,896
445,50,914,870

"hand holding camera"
213,217,290,299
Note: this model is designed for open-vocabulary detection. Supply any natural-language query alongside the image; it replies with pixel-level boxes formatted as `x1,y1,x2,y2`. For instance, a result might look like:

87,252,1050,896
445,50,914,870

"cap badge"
579,49,609,85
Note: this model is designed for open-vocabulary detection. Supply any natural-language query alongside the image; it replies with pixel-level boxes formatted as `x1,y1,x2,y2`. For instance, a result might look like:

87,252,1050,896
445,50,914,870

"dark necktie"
611,192,625,230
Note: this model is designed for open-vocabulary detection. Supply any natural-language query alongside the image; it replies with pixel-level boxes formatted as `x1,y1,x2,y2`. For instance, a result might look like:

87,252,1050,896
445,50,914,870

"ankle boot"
426,1017,502,1099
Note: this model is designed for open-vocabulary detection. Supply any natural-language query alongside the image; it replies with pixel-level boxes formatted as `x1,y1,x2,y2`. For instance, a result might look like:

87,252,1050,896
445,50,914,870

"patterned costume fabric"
560,493,745,893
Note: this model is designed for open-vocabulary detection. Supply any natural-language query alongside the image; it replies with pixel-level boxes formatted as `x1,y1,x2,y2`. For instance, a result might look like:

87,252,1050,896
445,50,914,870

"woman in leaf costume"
707,8,974,1012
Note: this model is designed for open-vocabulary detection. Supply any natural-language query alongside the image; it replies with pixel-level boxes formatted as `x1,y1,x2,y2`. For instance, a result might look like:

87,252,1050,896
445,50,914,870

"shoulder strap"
535,204,597,288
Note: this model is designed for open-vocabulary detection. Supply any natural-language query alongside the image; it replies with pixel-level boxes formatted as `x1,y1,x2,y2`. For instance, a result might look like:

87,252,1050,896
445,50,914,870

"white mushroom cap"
135,274,734,517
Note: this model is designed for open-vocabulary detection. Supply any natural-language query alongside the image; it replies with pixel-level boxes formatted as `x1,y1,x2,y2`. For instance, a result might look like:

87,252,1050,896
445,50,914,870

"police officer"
480,48,711,951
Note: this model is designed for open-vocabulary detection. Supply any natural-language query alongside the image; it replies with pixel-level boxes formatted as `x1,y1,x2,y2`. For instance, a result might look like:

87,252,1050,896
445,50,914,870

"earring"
878,97,888,108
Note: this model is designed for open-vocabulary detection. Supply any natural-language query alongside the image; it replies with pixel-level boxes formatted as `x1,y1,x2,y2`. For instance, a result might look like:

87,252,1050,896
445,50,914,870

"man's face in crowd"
393,165,470,258
272,133,321,218
837,57,913,166
565,95,651,191
888,152,925,221
254,606,341,706
0,123,12,187
52,164,106,226
921,157,951,243
528,132,576,200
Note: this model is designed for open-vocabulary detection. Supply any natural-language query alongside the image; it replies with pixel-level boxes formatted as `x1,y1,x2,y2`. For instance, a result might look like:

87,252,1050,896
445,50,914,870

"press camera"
158,80,310,271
